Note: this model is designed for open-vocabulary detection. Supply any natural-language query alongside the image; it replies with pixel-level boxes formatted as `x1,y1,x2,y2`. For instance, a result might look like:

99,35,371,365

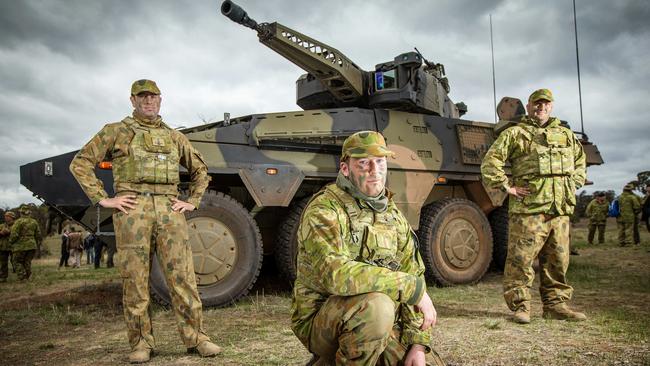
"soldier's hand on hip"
170,198,196,213
507,186,530,198
99,195,137,214
415,291,436,330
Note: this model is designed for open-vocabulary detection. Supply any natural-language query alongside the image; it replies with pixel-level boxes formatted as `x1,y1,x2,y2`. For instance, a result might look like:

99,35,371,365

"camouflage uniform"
617,188,640,247
9,209,41,281
69,80,213,353
292,132,444,366
481,90,586,315
0,213,16,282
585,198,608,244
632,194,642,244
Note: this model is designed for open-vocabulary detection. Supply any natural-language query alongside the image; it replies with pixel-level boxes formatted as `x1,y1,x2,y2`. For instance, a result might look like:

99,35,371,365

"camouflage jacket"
617,191,640,223
9,217,41,252
0,222,13,251
481,116,586,215
69,114,210,208
291,182,431,350
585,199,609,224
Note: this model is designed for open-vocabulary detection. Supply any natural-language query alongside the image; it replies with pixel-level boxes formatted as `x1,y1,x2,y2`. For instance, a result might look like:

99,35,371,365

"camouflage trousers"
504,214,573,311
0,250,11,280
12,249,35,281
309,292,444,366
617,221,634,246
587,222,605,244
113,194,210,350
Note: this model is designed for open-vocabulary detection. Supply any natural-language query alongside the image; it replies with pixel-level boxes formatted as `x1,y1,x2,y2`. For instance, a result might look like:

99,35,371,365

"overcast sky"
1,0,648,208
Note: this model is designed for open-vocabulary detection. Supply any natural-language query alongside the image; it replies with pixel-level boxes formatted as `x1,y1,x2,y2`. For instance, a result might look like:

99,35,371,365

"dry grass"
0,220,649,365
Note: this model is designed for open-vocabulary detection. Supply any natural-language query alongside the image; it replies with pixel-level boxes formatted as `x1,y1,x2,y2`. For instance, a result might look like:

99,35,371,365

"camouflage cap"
528,88,554,103
19,206,31,215
595,191,606,197
341,131,395,160
4,211,16,219
130,79,161,95
623,183,634,191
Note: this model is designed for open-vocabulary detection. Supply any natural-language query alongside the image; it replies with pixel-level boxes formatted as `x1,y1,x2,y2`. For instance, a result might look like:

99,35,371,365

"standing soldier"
9,206,41,281
67,229,84,268
481,88,587,324
69,79,220,363
585,192,609,245
292,131,445,366
642,184,650,233
0,211,17,282
617,183,640,247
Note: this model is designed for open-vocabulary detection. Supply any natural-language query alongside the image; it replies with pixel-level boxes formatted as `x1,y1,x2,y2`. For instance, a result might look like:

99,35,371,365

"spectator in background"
59,229,70,269
84,233,96,265
617,183,641,247
67,228,84,268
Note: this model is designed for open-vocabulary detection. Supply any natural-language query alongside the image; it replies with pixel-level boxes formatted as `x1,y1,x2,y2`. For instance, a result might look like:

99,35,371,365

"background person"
586,192,609,245
9,206,41,281
617,183,640,247
0,211,17,282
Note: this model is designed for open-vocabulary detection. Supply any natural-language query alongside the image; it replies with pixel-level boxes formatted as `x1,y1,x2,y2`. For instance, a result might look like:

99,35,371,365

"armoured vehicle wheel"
417,198,493,286
149,191,263,307
274,197,310,282
488,204,509,271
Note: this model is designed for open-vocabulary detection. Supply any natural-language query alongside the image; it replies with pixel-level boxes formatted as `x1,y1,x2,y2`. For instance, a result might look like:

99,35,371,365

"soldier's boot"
513,307,531,324
128,342,152,364
187,340,222,357
543,303,587,322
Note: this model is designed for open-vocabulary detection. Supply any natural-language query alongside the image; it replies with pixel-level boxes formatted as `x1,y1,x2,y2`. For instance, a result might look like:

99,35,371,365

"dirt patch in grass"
0,223,649,365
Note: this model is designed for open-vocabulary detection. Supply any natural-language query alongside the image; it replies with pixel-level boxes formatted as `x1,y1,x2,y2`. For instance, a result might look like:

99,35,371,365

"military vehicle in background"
20,0,603,308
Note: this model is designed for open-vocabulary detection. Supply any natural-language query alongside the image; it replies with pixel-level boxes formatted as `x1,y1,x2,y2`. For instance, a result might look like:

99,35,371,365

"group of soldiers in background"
586,182,650,247
0,206,42,282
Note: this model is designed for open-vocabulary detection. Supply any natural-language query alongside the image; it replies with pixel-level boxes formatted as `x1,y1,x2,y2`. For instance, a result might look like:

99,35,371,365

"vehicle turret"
221,0,464,117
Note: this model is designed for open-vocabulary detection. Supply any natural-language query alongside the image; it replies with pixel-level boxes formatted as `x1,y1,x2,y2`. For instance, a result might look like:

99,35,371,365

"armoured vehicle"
20,1,603,307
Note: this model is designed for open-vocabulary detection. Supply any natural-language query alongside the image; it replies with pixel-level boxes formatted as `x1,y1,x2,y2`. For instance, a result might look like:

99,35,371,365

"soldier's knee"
355,292,395,336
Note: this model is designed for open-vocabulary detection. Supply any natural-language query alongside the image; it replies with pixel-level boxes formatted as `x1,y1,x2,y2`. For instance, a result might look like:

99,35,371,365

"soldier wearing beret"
292,131,444,366
9,207,41,281
617,183,641,247
585,191,609,245
70,79,220,363
481,89,587,324
0,211,17,282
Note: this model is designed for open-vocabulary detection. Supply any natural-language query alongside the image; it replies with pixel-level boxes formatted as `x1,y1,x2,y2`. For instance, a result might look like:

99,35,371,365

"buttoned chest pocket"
362,225,403,271
143,131,173,153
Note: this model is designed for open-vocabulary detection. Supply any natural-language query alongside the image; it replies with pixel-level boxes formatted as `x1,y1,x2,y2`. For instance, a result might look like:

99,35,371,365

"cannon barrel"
221,0,258,30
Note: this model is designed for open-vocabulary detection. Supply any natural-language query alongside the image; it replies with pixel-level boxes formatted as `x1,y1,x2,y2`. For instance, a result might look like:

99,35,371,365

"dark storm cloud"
0,0,647,206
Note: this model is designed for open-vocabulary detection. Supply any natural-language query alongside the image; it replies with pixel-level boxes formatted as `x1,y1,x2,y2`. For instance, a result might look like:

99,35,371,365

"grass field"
1,218,649,365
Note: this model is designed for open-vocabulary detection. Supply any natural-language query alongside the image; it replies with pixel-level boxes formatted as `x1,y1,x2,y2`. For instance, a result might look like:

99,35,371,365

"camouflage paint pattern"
113,194,210,349
481,116,586,216
9,216,41,252
504,214,572,311
292,183,434,358
309,293,444,366
586,198,609,244
70,115,210,207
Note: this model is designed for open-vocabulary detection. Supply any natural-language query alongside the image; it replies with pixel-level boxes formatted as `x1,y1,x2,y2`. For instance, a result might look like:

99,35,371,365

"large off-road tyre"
150,191,263,308
417,198,493,286
488,204,509,271
274,197,310,282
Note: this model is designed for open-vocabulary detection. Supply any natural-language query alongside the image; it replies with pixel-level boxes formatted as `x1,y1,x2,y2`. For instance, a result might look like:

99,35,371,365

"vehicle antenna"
573,0,585,137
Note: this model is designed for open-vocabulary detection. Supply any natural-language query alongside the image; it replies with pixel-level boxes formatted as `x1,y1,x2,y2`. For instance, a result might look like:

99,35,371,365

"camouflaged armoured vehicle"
20,0,603,308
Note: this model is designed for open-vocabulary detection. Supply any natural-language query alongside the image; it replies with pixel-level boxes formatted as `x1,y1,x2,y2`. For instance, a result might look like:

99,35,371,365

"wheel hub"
187,216,238,286
442,217,479,269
